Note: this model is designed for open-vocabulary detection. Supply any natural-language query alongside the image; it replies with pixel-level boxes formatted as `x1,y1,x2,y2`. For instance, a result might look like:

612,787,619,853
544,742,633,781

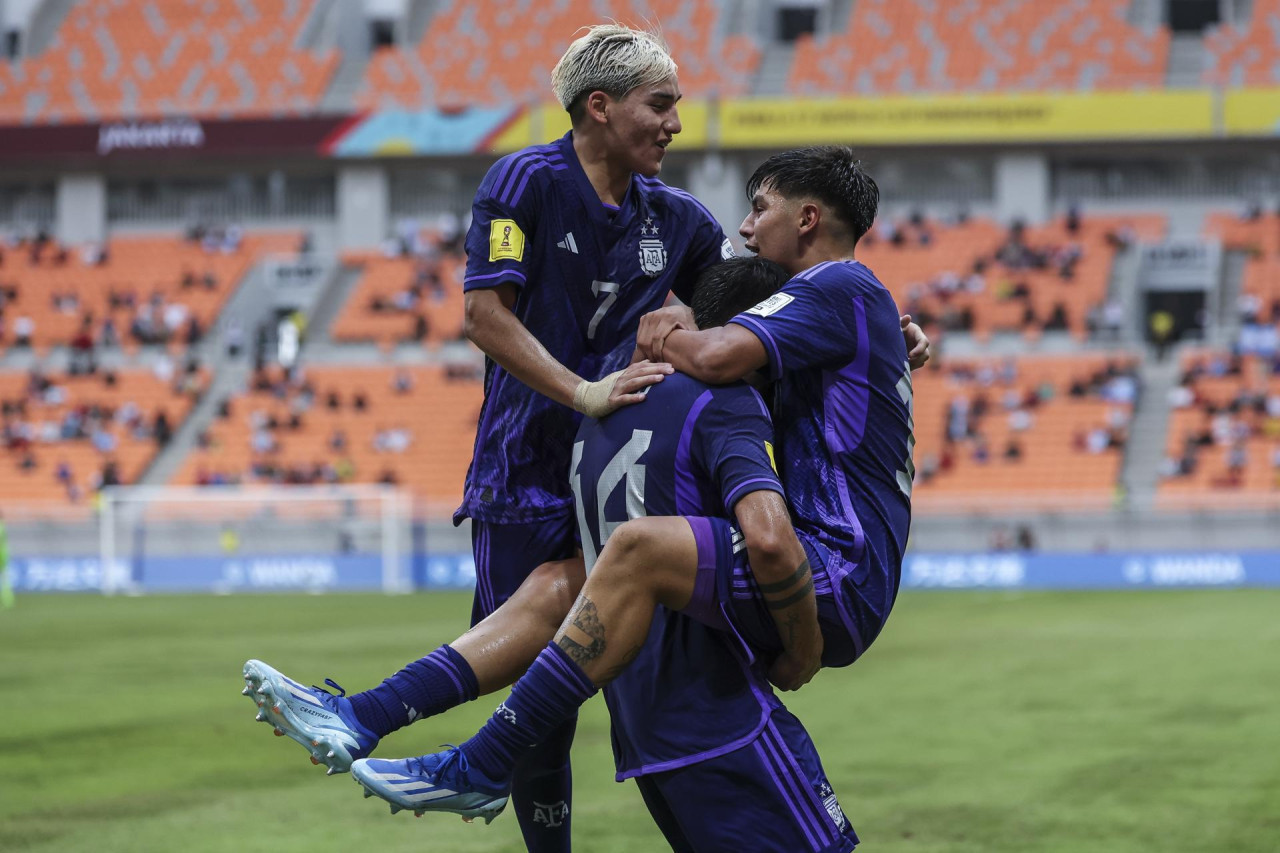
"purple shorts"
683,515,884,668
634,705,858,852
469,515,577,626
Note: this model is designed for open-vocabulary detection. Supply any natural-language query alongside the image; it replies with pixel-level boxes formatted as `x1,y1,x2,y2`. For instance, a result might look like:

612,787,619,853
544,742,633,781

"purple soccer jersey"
570,372,789,776
729,259,914,654
455,132,731,526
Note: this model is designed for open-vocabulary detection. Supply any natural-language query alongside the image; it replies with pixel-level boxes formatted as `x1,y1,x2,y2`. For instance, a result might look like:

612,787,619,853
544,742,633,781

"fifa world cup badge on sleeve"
489,219,526,262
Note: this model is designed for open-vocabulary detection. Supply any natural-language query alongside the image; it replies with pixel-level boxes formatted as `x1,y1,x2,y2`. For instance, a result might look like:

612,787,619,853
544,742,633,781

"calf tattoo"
558,596,606,666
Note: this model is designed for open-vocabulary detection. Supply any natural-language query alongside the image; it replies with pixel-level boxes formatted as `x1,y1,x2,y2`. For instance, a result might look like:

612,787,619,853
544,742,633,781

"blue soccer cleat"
241,659,379,774
351,747,509,824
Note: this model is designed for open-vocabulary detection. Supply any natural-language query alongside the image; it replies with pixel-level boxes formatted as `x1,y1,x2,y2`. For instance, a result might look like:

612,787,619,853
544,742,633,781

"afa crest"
638,216,667,277
639,239,667,276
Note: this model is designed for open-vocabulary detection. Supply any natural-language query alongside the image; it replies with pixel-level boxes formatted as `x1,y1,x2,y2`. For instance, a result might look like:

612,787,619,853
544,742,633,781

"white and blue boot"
351,747,509,824
242,659,379,774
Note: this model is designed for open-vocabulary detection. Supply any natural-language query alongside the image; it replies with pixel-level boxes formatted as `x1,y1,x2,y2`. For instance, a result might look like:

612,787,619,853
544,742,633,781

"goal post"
97,484,414,594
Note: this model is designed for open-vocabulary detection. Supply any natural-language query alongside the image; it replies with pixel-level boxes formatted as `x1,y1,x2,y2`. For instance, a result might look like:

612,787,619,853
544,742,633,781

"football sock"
462,643,597,784
511,716,578,853
348,645,479,739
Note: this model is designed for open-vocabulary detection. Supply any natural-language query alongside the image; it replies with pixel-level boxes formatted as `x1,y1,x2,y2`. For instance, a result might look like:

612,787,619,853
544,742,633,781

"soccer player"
352,256,858,852
241,31,928,845
245,24,732,853
345,148,910,848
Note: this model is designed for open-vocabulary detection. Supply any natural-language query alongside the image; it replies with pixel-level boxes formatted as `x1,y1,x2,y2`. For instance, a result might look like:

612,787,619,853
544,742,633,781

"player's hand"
767,630,823,692
901,314,931,371
637,306,698,363
574,360,673,418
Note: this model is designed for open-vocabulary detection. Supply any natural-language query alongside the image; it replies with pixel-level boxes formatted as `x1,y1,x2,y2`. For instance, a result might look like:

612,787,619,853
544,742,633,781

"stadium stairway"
1166,32,1208,87
24,0,76,56
1119,352,1181,510
304,263,367,345
136,357,251,487
752,40,796,96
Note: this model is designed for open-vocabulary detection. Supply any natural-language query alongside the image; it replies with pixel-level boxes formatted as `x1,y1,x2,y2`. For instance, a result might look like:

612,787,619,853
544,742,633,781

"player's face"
740,184,801,274
607,79,682,177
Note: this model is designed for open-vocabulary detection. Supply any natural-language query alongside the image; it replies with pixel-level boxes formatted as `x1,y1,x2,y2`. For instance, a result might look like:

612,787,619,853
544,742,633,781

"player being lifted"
347,148,913,851
353,256,861,851
241,24,928,850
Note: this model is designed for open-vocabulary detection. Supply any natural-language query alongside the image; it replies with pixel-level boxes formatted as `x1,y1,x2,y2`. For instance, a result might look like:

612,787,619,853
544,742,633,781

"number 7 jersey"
455,131,732,526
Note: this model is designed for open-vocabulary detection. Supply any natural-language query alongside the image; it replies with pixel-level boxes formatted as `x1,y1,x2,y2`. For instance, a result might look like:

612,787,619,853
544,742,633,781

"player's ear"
797,202,821,237
583,91,611,126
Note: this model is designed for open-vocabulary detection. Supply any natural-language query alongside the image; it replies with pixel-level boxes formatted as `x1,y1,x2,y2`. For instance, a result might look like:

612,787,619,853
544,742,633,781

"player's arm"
638,323,768,385
464,283,671,420
639,305,931,373
732,489,822,691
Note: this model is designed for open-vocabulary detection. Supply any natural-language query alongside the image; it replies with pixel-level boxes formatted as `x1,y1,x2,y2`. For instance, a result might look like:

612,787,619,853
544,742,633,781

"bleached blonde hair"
551,24,678,119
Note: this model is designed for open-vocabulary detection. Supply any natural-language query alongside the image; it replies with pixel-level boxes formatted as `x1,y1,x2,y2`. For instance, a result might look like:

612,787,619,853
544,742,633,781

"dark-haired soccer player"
350,148,910,846
354,256,858,851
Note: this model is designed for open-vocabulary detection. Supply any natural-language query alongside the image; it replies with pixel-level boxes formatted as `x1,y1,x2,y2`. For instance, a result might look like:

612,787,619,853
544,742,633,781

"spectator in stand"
13,314,33,347
153,410,173,447
392,370,413,395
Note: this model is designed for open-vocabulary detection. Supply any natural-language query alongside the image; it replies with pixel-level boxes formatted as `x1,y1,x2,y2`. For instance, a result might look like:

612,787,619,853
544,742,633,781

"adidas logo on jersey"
556,233,579,254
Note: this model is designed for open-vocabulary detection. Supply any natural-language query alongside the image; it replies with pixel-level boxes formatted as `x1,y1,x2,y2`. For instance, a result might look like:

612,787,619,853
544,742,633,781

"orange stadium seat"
789,0,1169,96
0,0,338,123
174,365,484,510
911,353,1139,512
0,367,203,506
859,213,1165,342
1158,350,1280,505
1204,210,1280,315
331,248,466,350
356,0,760,110
0,232,300,355
1204,0,1280,86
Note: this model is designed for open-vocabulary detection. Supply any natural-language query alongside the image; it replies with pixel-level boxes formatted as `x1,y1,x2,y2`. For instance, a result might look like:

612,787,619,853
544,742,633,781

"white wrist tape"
572,370,625,418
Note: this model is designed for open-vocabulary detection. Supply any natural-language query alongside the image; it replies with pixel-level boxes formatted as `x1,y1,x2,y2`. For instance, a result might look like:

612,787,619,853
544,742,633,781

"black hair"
746,146,879,247
690,257,790,328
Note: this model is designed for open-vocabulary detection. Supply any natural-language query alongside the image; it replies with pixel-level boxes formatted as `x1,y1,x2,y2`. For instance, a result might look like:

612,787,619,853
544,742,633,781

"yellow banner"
488,102,709,152
1223,88,1280,136
720,91,1215,146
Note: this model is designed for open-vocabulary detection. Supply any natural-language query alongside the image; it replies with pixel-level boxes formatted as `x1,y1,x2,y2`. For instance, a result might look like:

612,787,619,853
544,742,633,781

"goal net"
97,485,413,594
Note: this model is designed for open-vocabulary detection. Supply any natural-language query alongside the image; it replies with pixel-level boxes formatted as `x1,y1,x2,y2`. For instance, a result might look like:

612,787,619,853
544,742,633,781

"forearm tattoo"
763,559,814,611
557,596,606,666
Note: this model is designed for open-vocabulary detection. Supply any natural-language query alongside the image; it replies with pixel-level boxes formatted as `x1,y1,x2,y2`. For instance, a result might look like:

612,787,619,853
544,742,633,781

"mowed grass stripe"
1,590,1277,852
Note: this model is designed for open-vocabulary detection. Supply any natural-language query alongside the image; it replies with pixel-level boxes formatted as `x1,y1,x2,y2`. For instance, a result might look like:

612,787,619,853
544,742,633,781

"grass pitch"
1,590,1277,852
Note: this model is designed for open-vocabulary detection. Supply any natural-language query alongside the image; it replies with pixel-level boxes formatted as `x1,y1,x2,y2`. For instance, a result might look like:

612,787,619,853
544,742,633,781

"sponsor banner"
903,551,1280,589
329,107,520,157
486,102,709,153
9,552,476,592
1222,88,1280,136
719,91,1214,147
0,114,360,163
1138,239,1222,292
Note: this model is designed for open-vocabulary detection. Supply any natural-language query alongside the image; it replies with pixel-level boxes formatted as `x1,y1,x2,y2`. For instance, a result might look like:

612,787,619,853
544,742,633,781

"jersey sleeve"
693,384,784,514
462,157,538,293
669,205,734,304
726,272,861,381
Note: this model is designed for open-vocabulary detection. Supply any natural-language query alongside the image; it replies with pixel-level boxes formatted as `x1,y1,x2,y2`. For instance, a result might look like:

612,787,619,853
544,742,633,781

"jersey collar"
558,131,637,232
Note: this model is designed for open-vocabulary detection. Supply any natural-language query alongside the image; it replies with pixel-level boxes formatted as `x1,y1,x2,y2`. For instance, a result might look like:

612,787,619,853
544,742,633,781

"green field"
1,590,1277,852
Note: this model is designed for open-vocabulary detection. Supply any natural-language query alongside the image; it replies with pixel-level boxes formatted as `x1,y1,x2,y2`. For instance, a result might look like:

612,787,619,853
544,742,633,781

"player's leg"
633,775,698,853
633,709,859,853
467,517,581,853
241,520,581,779
350,516,701,818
